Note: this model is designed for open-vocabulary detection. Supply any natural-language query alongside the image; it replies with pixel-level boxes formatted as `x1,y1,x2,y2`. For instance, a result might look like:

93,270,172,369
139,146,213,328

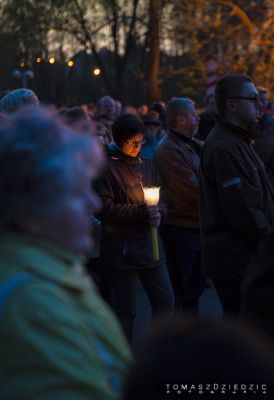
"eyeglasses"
125,140,145,147
229,96,260,103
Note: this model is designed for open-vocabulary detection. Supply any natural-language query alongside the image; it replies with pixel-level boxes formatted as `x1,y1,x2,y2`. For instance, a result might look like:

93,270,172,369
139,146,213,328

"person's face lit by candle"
120,133,144,157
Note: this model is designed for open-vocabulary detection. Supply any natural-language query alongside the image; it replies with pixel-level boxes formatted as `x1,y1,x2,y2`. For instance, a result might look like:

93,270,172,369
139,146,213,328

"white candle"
143,187,160,206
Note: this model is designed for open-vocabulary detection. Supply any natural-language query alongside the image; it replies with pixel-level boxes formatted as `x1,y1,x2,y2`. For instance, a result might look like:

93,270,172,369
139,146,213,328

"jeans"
110,262,174,342
160,224,205,313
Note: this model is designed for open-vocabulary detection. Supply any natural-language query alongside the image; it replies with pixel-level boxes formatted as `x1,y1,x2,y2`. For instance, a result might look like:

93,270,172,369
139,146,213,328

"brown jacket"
154,129,201,228
199,120,274,278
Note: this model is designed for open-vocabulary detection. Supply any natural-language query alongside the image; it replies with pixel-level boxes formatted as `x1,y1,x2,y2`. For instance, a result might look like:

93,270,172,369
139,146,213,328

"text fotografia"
165,384,267,395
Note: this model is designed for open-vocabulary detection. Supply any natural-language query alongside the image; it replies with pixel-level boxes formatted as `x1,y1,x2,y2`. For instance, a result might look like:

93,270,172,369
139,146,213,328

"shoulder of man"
204,121,243,149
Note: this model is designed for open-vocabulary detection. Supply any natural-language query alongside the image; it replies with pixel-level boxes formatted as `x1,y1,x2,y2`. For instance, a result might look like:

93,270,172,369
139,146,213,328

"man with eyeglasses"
199,74,274,315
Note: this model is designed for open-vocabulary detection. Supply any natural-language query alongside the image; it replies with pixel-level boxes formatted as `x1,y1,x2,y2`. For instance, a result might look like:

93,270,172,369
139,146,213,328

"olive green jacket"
0,232,132,400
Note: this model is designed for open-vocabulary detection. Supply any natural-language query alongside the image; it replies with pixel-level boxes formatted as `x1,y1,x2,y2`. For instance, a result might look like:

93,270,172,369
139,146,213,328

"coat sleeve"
212,144,272,246
94,169,149,225
2,282,128,400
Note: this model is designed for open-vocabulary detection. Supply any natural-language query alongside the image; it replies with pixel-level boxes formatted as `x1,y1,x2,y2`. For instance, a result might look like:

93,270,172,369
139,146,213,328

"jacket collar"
168,129,193,144
168,129,202,155
216,117,258,141
107,143,143,165
0,231,91,292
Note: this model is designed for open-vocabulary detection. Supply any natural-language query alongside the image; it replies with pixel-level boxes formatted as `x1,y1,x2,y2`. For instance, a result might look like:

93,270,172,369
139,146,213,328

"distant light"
93,68,101,76
36,57,42,63
49,57,55,64
20,62,25,68
67,60,74,67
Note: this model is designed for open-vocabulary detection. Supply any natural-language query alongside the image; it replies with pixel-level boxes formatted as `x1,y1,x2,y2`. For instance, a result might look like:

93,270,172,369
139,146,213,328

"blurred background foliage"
0,0,273,105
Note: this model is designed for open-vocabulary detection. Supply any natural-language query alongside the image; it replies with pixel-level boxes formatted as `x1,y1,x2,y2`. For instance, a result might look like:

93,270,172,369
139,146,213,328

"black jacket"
95,144,165,269
242,233,274,340
199,120,274,278
253,113,274,188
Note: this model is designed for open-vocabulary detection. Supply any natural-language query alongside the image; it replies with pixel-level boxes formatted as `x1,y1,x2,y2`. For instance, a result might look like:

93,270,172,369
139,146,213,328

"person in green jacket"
0,109,132,400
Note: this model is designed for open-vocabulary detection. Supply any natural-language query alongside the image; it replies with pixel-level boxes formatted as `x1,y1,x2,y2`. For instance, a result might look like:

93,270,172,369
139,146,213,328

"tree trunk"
149,0,161,101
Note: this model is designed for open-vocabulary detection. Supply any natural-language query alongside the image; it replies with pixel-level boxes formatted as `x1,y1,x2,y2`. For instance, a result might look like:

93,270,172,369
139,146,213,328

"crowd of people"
0,74,274,399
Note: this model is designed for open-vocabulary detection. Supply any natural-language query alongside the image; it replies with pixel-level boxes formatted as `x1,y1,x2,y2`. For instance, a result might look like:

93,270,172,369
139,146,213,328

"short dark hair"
215,74,253,117
112,114,144,146
167,98,193,129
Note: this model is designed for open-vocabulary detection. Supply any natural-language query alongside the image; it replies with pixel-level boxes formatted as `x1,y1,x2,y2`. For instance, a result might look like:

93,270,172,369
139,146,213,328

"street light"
67,60,74,67
93,67,101,76
36,57,42,63
49,57,55,64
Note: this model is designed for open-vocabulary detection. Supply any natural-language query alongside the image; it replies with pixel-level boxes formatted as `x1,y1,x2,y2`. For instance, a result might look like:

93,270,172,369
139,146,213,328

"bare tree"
162,0,274,99
148,0,161,100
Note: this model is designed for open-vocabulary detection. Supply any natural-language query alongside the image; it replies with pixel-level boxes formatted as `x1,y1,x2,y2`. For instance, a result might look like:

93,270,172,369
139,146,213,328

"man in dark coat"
199,74,274,315
154,98,205,313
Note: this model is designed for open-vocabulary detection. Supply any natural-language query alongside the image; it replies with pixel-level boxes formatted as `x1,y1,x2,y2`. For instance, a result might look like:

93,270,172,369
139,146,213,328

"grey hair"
167,98,194,129
0,88,39,113
0,109,94,229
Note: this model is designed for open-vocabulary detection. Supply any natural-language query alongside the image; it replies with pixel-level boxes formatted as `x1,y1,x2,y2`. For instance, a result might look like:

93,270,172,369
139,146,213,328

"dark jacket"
196,111,216,141
242,232,274,340
95,144,165,269
154,129,201,228
253,113,274,188
199,120,274,278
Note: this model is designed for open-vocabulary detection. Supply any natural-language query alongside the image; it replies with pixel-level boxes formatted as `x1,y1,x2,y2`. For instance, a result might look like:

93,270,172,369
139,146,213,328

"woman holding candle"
95,114,174,342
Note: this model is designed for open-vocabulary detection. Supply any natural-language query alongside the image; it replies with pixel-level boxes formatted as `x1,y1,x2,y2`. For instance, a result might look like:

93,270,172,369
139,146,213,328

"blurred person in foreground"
95,114,174,342
199,74,274,316
124,316,274,400
0,109,131,400
0,88,39,113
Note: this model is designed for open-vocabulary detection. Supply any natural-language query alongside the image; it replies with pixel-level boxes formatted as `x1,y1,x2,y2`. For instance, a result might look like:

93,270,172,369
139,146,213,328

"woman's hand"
146,205,161,228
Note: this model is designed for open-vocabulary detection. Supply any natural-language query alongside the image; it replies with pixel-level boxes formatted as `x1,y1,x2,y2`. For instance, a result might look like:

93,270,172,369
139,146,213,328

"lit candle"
143,187,160,206
143,186,160,261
